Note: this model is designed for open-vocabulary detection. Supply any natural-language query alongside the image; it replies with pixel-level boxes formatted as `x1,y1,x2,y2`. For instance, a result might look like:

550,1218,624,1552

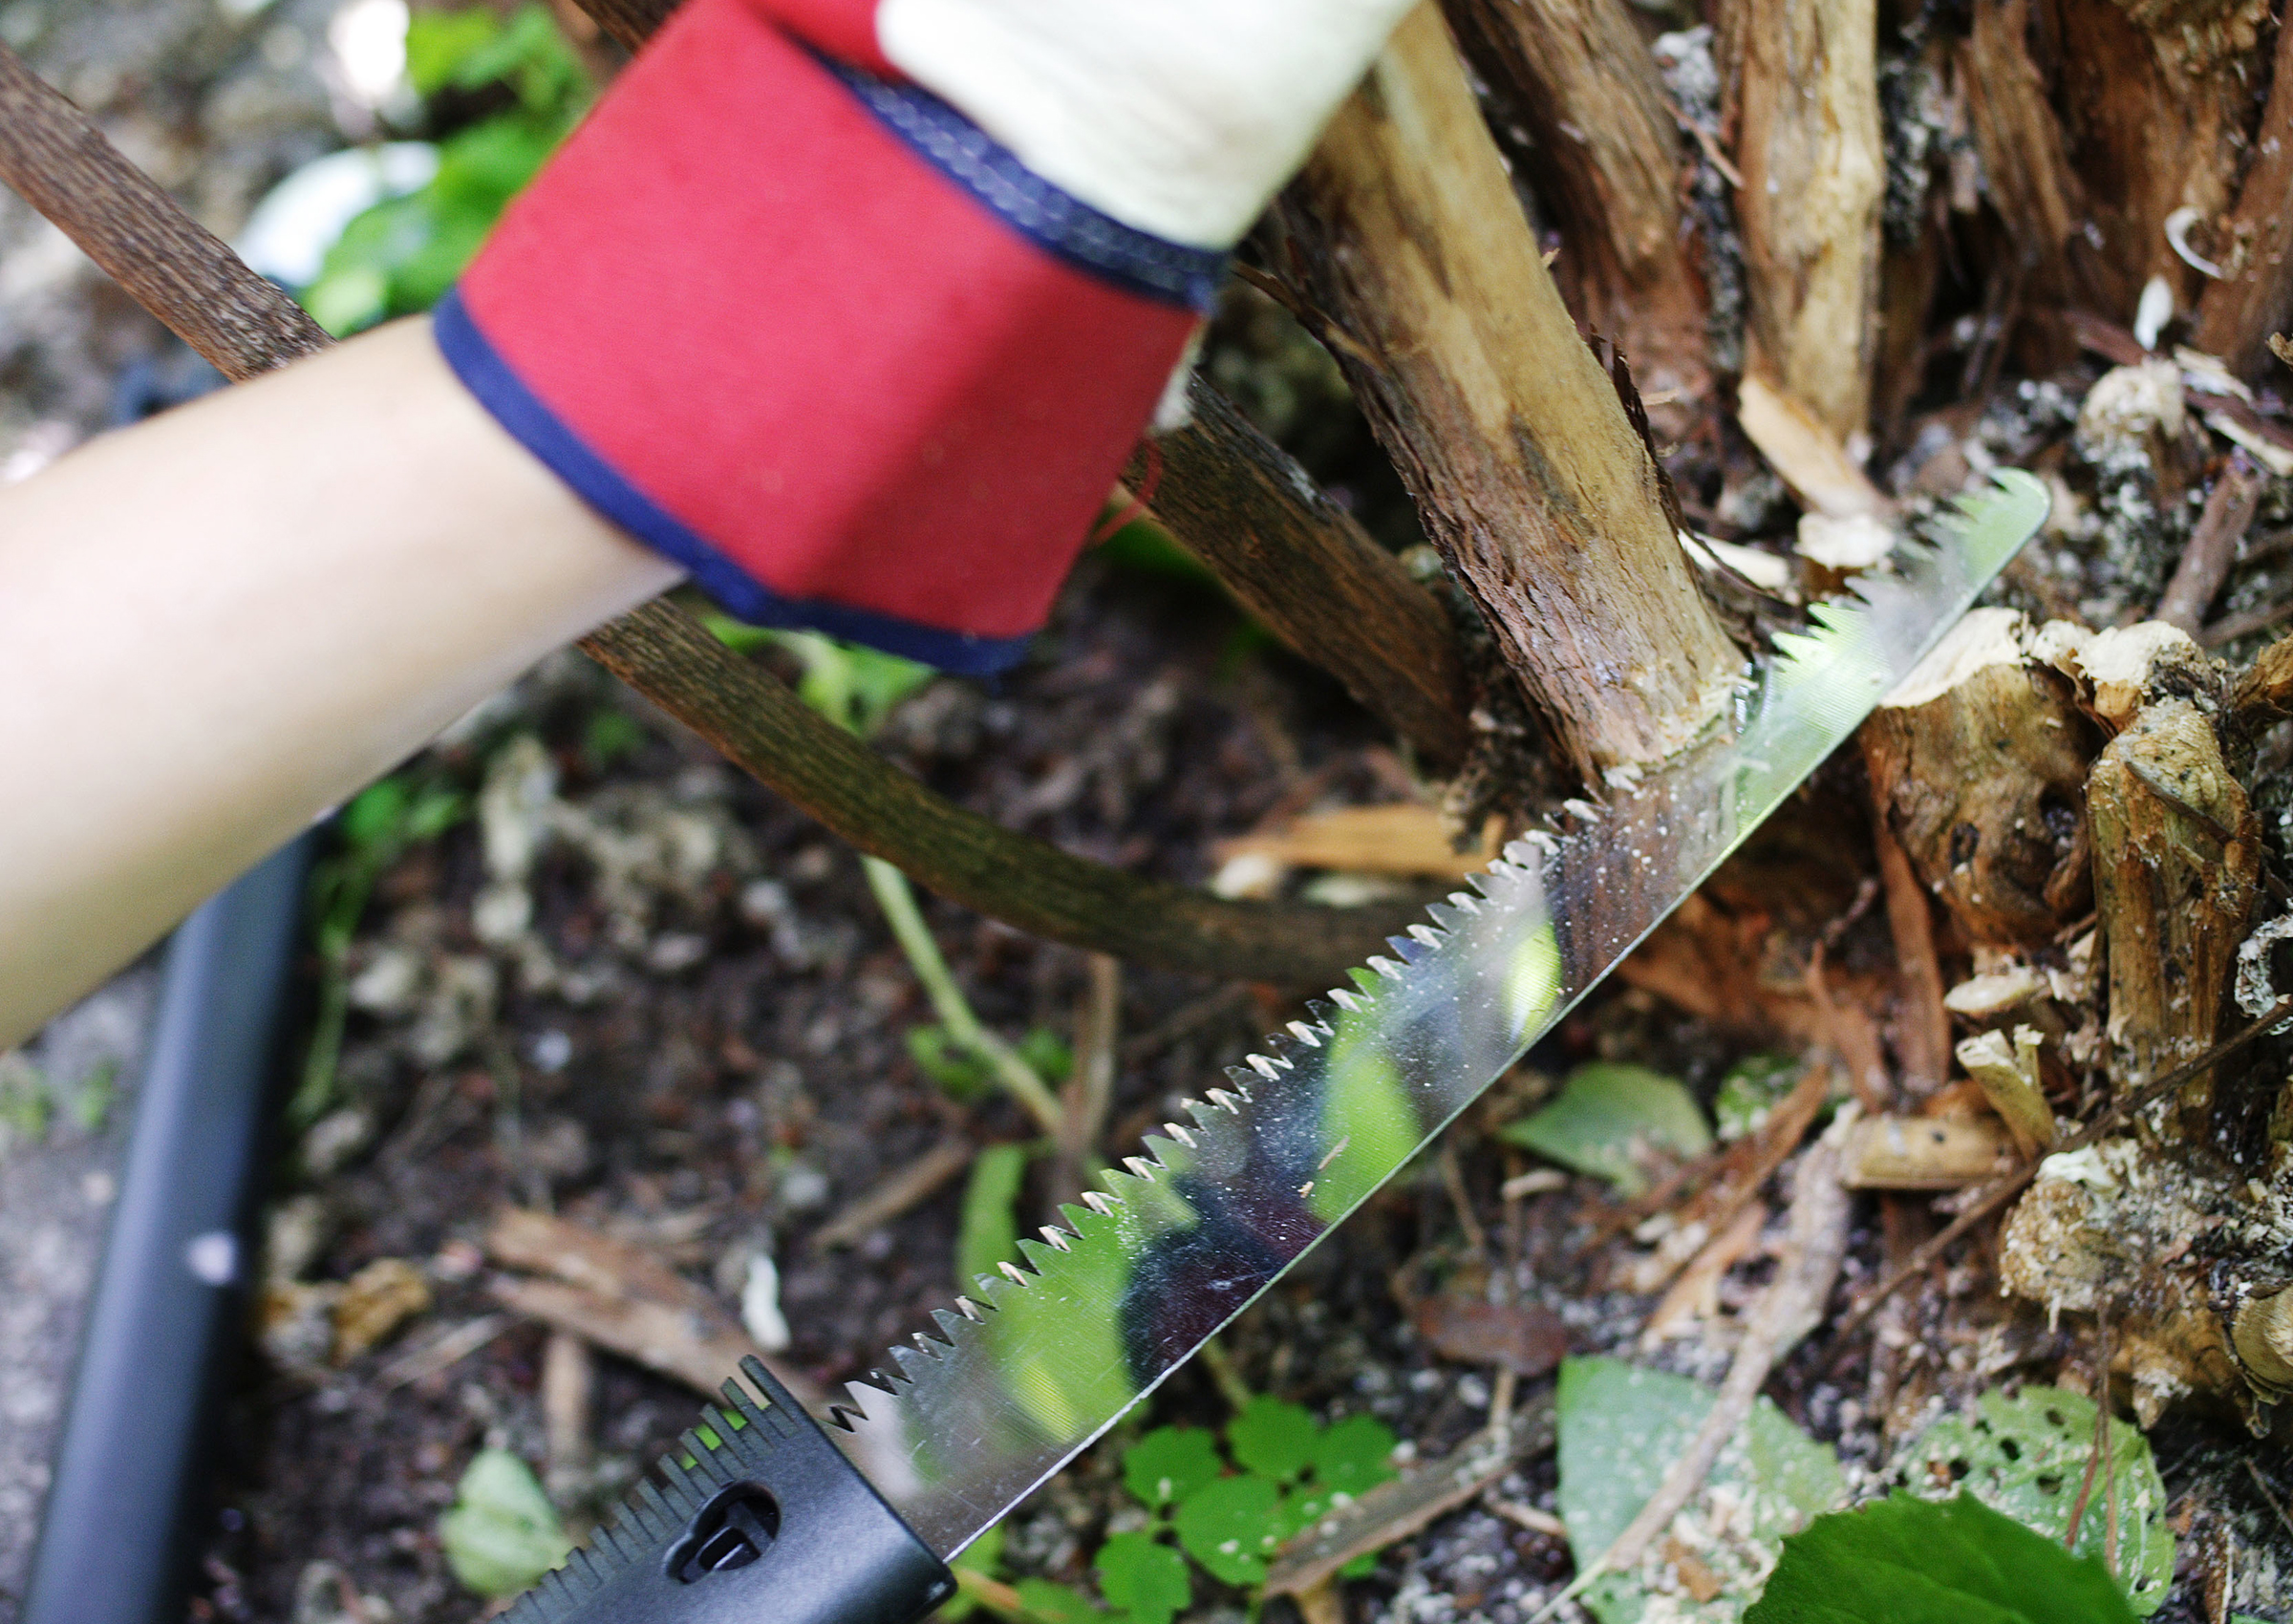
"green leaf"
438,1448,570,1599
1557,1357,1844,1623
1891,1387,2173,1614
405,9,503,96
1310,1414,1400,1497
1227,1397,1318,1484
340,778,412,850
1095,1532,1189,1624
1502,1062,1713,1197
909,1024,993,1099
1013,1579,1112,1624
1745,1492,2138,1624
0,1054,50,1148
1174,1474,1284,1586
1337,1551,1381,1580
956,1143,1027,1292
1124,1427,1223,1509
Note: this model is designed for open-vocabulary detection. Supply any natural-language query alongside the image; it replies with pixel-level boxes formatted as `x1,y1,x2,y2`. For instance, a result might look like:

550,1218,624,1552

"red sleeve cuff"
444,0,1208,667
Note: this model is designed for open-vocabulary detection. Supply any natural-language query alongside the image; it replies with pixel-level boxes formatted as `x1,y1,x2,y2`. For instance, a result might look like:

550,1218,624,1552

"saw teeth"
1039,1226,1073,1252
803,471,2047,1575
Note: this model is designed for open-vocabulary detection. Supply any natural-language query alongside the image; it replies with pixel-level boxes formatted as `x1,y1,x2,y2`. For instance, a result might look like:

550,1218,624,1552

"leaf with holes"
1890,1386,2172,1614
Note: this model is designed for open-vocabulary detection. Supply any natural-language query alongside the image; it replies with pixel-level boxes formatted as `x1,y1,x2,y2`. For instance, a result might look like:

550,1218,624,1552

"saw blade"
825,469,2047,1559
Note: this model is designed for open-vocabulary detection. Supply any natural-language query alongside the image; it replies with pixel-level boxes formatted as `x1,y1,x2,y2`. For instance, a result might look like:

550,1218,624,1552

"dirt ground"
4,3,2293,1623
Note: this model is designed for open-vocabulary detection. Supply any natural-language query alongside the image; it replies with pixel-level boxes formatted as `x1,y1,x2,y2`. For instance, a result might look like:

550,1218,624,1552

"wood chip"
1841,1113,2012,1188
1736,375,1890,521
1215,803,1500,880
332,1258,430,1364
1263,1398,1557,1597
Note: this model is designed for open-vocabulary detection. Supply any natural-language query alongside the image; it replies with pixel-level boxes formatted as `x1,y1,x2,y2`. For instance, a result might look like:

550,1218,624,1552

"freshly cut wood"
1128,379,1472,771
1442,0,1710,417
1723,0,1886,439
1842,1113,2013,1188
1735,376,1890,521
1861,609,2096,947
1955,1026,2057,1153
2088,696,2261,1129
1277,2,1743,779
1216,802,1502,880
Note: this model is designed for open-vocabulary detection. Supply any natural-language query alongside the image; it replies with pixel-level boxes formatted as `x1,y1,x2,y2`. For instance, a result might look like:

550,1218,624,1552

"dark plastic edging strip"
23,838,310,1624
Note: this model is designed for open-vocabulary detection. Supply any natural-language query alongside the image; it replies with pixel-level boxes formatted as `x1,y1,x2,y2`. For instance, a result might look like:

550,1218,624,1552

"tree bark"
1127,379,1474,772
1441,0,1711,418
2194,5,2293,377
1956,0,2093,311
1722,0,1887,439
1275,2,1743,780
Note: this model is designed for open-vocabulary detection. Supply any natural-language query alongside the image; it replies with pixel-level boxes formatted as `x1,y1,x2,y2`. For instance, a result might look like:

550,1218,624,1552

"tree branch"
1275,2,1742,779
1131,378,1473,771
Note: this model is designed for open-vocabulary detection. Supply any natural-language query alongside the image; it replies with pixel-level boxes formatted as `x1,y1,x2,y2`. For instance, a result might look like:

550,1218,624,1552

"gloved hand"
439,0,1419,673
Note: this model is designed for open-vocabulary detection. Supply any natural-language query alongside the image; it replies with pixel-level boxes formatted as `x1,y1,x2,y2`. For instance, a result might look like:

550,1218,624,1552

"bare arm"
0,316,679,1046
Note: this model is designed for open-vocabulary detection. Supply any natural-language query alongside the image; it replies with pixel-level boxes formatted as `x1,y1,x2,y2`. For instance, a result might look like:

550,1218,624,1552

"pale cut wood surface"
1442,0,1710,417
1725,0,1885,439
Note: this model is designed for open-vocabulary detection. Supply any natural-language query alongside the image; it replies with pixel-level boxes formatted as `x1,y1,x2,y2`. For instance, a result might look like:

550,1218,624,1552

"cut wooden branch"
1127,379,1472,771
2088,694,2261,1131
2155,450,2269,634
1841,1111,2014,1188
1861,609,2096,947
1441,0,1711,416
1723,0,1886,439
1275,2,1743,779
0,41,1411,987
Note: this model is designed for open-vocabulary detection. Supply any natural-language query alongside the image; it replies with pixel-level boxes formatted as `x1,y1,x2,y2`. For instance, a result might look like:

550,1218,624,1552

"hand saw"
497,470,2048,1624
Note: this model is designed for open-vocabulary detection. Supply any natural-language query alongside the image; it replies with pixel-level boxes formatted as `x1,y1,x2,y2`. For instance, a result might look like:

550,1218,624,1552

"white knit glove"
877,0,1424,246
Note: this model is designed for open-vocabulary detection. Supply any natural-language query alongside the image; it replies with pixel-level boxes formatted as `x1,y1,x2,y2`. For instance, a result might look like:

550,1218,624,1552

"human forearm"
0,316,677,1045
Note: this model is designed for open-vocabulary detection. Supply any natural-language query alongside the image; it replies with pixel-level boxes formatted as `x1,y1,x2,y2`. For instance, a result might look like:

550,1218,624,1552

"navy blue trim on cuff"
432,289,1036,677
813,53,1230,315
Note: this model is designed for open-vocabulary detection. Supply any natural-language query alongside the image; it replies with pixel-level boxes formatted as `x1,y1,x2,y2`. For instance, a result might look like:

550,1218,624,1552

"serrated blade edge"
824,472,2049,1556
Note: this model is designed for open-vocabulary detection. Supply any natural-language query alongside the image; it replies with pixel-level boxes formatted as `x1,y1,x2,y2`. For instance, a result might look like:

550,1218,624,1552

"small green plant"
1004,1399,1400,1624
302,5,591,333
64,1058,116,1136
293,771,470,1128
734,622,1068,1134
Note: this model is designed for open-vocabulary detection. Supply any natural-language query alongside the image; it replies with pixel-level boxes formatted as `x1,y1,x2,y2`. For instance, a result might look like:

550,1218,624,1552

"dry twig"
809,1139,975,1251
2158,452,2270,634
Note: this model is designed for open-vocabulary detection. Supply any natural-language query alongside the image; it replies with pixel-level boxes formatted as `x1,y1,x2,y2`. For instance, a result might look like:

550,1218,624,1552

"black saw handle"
506,1356,954,1624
